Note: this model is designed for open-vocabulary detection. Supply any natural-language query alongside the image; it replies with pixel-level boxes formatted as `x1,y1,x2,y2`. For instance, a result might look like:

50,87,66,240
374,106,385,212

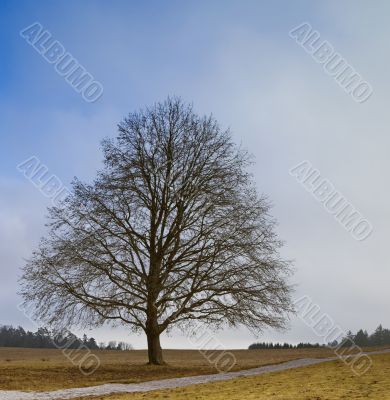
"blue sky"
1,0,389,349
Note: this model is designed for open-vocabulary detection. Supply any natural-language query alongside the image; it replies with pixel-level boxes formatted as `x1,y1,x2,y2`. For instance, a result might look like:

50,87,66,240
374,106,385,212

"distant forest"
0,325,133,350
248,342,322,350
249,325,390,349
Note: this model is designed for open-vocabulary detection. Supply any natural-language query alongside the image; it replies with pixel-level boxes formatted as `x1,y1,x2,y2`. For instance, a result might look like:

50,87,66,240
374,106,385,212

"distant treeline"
248,342,322,350
249,325,390,350
0,325,133,350
337,325,390,348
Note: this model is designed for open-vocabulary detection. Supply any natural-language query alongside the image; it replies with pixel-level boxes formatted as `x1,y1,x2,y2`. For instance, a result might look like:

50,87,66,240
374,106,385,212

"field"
0,347,351,391
1,347,388,399
74,352,390,400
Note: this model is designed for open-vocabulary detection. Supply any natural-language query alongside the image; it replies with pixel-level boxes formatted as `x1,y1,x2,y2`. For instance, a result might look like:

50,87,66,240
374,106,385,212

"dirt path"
2,349,389,400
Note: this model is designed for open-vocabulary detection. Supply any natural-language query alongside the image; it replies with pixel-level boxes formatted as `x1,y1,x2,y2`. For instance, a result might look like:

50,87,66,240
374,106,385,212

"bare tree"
21,98,293,365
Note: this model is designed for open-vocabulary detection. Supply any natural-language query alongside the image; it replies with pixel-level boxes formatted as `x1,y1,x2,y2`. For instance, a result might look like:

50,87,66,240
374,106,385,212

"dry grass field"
0,346,358,391
74,353,390,400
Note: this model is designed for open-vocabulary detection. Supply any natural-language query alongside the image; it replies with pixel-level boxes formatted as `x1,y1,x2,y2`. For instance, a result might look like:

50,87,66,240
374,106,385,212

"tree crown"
21,98,293,336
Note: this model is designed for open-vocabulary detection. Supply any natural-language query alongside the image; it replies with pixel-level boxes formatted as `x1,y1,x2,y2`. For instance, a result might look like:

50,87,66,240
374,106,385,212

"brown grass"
0,346,384,392
73,353,390,400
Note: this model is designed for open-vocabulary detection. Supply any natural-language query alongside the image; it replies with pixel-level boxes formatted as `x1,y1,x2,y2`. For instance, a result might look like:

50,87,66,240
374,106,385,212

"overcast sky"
1,0,389,349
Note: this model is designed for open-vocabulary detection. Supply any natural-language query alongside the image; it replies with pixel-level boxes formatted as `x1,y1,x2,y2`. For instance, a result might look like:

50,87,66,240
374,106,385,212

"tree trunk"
146,329,164,365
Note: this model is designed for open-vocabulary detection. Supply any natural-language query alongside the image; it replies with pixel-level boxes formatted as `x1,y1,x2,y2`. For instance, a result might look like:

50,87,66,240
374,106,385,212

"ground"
0,347,344,391
0,347,388,399
73,353,390,400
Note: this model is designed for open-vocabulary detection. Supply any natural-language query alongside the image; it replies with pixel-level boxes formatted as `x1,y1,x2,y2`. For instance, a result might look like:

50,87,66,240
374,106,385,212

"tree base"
146,361,167,366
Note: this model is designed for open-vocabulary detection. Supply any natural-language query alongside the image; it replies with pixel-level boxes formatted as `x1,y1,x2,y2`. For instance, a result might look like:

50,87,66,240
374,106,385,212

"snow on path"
1,349,389,400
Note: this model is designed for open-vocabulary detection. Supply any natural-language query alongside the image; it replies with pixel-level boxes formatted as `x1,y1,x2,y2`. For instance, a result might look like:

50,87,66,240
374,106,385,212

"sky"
1,0,389,349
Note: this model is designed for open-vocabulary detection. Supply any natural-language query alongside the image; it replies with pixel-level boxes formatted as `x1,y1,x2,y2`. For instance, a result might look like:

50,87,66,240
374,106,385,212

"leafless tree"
20,98,293,365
